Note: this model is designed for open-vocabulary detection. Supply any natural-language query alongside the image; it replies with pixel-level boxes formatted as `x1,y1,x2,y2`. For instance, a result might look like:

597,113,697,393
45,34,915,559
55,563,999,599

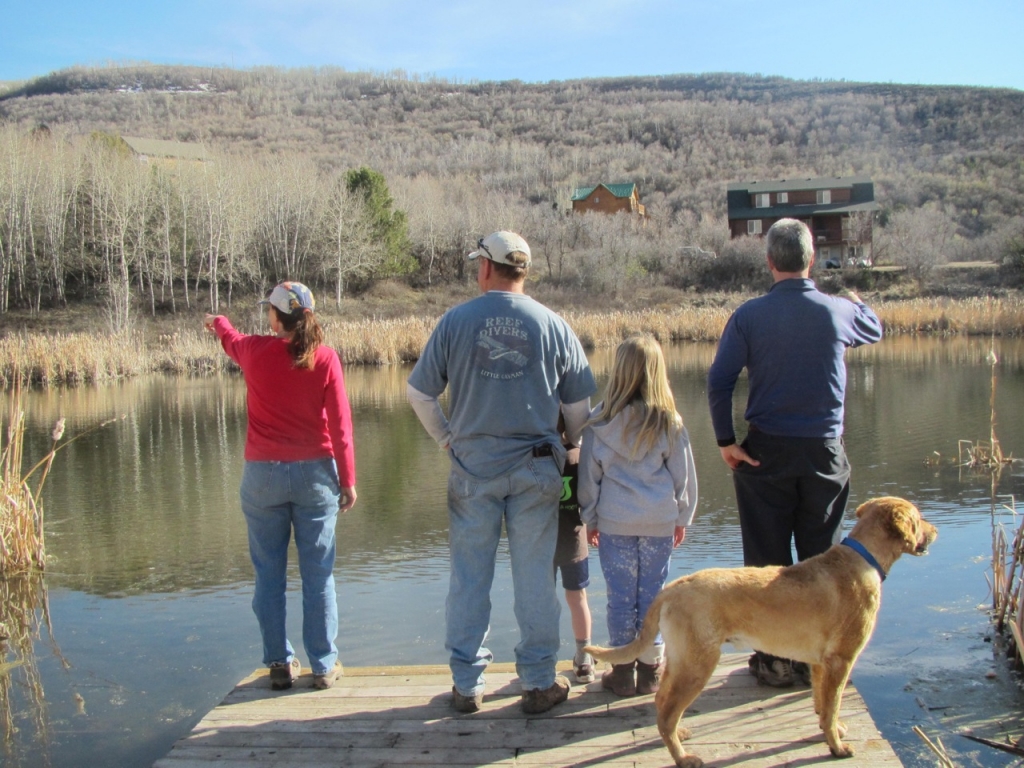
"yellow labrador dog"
586,496,937,768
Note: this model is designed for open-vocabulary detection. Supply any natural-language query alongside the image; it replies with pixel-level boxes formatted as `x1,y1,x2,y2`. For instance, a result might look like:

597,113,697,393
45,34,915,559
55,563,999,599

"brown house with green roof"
571,183,646,217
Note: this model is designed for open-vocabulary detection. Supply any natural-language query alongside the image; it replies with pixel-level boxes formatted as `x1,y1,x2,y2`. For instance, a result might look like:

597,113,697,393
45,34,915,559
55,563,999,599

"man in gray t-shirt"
408,230,595,715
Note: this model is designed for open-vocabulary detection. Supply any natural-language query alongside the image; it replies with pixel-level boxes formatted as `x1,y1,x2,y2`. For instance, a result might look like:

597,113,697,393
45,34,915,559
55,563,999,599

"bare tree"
876,204,958,287
316,173,384,305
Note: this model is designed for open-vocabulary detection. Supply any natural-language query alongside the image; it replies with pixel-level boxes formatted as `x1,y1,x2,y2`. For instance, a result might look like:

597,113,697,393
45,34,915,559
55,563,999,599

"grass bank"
0,292,1023,388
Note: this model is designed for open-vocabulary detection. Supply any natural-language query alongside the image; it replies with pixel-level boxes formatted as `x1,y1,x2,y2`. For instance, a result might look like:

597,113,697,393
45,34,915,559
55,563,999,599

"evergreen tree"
345,167,414,278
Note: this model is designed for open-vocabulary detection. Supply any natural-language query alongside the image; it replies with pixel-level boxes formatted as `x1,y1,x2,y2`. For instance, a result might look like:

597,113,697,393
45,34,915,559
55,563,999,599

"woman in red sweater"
205,281,356,691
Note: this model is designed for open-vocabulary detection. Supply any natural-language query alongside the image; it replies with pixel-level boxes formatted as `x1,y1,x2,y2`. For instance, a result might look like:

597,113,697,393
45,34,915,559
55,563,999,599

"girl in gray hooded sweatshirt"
579,335,698,697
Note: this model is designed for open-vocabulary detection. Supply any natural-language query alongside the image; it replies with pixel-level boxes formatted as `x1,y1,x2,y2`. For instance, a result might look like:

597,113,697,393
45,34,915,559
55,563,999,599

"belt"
532,444,554,457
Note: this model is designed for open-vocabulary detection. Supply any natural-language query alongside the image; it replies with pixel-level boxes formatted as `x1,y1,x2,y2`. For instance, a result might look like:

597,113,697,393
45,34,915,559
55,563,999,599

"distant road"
840,262,999,273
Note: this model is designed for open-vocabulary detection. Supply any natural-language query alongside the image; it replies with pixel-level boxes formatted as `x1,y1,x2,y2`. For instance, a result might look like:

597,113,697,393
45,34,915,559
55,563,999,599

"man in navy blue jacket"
707,217,883,687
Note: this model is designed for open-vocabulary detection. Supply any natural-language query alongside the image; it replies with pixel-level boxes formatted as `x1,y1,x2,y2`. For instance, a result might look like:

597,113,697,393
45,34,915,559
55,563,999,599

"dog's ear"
885,501,920,553
854,500,872,519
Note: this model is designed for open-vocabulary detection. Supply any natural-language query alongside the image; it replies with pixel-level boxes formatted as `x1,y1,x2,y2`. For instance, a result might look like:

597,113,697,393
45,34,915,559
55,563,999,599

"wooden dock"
155,653,902,767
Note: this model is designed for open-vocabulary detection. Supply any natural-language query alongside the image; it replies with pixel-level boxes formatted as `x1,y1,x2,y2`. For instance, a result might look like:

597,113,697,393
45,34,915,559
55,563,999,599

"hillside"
0,64,1022,318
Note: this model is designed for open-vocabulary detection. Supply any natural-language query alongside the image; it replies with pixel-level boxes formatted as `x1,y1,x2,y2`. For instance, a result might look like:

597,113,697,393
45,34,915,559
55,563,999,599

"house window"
755,193,770,208
747,219,762,235
593,197,599,204
817,190,832,204
777,192,788,203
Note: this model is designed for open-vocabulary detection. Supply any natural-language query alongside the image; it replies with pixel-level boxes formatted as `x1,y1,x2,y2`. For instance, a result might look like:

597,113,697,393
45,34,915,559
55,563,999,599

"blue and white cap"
259,281,315,315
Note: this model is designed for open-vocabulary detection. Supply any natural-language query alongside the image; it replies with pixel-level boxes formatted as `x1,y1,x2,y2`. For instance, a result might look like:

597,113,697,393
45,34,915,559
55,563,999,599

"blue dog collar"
840,538,887,582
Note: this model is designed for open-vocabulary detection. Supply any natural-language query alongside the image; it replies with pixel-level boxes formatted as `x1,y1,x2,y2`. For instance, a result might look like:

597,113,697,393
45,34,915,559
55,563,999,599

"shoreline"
1,293,1023,388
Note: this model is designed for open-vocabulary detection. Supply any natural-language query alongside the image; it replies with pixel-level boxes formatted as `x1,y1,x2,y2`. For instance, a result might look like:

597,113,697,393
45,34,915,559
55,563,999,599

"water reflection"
6,336,1024,594
0,336,1021,768
0,574,65,767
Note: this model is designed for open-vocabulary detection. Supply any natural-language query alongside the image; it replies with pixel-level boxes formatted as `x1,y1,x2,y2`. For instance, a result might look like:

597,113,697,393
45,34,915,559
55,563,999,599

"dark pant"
732,430,851,568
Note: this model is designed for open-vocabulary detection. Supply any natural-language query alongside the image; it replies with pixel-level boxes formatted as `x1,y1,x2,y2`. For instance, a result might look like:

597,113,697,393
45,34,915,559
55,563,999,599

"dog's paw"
675,757,704,768
677,726,692,741
837,720,848,738
828,742,855,759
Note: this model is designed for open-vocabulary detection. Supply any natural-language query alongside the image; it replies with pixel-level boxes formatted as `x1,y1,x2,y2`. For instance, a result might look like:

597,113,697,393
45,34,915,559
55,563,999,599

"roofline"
728,201,880,220
727,175,873,192
571,182,637,200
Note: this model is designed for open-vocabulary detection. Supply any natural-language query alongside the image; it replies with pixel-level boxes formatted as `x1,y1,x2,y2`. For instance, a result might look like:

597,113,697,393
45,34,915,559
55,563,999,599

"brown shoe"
635,661,661,695
451,687,483,713
600,662,636,697
269,658,301,690
521,675,570,714
313,660,343,690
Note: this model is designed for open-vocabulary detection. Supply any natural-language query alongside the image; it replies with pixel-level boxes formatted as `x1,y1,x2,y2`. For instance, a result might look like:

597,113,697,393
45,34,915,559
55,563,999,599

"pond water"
3,335,1024,767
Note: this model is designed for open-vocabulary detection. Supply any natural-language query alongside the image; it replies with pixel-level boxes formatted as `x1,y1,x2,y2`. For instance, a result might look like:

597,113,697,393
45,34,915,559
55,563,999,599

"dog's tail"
584,588,667,665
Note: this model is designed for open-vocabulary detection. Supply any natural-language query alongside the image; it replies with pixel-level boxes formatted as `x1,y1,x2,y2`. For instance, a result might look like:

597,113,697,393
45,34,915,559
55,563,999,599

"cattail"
51,418,66,443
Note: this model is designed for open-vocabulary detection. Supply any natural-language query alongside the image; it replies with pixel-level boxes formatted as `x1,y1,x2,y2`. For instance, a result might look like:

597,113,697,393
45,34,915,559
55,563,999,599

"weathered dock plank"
155,653,902,767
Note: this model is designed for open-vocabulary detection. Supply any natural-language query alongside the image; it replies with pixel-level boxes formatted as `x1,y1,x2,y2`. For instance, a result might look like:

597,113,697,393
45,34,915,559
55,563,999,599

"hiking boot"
635,661,661,695
313,660,343,690
601,662,636,697
521,675,570,714
451,686,483,713
574,651,596,684
792,661,812,686
269,657,301,690
749,652,794,688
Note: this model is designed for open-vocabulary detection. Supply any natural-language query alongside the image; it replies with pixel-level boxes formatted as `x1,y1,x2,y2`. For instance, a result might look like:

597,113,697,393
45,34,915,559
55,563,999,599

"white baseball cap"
467,231,532,267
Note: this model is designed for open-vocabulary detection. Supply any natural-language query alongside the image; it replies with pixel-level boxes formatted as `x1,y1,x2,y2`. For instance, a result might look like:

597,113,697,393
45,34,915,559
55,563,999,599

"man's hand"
719,443,760,469
836,287,863,303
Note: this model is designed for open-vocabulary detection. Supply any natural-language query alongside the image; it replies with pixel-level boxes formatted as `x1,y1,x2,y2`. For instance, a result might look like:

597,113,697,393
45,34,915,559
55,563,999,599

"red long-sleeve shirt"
212,316,356,487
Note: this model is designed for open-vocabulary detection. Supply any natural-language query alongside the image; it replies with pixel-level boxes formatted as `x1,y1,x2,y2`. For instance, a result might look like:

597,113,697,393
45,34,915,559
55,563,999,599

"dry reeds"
911,725,956,768
875,296,1024,336
991,498,1023,665
564,307,733,350
0,331,148,388
1,296,1023,389
0,394,47,574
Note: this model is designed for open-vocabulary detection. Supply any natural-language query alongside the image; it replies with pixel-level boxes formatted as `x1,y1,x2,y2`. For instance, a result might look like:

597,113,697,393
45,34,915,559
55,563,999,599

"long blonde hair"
592,335,682,459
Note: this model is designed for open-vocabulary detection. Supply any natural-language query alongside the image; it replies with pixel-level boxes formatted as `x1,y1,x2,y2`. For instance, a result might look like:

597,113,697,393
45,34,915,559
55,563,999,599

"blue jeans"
240,458,341,675
446,454,563,697
598,533,673,658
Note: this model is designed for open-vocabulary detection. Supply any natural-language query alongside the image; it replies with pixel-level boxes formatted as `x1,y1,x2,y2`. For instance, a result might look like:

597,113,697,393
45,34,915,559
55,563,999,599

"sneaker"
574,651,596,684
792,661,812,686
451,686,483,713
313,660,343,690
635,661,661,695
749,652,794,688
521,675,570,714
269,657,301,690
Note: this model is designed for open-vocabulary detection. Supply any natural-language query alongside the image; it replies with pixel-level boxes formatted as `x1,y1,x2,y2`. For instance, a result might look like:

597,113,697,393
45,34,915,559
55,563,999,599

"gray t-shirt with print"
408,291,596,479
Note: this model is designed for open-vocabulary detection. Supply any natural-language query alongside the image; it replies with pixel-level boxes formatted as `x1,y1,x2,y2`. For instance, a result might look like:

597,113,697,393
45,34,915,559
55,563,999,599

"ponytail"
273,307,324,369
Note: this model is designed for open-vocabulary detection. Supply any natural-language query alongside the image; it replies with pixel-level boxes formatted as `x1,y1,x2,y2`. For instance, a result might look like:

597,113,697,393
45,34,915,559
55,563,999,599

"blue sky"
3,0,1021,90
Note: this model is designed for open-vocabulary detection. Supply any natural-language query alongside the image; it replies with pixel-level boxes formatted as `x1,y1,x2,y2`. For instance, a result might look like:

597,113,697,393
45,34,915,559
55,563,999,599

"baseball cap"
467,231,532,267
259,281,316,314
